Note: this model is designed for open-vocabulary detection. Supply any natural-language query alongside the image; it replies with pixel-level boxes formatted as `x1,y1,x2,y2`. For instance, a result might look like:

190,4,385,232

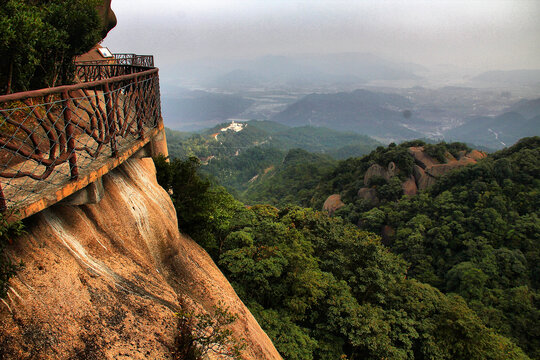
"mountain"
505,97,540,119
271,89,424,141
242,148,336,207
204,53,424,90
161,90,254,131
445,111,540,149
298,52,425,80
165,121,381,194
472,69,540,86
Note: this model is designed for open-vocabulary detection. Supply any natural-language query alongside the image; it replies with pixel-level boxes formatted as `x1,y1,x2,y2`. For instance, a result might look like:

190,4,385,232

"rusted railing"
75,53,154,68
0,61,161,212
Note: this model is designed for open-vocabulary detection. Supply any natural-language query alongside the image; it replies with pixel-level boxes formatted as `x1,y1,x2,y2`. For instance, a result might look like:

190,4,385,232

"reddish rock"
413,165,435,190
456,150,467,159
364,162,396,185
402,175,418,196
408,146,437,169
358,187,379,205
0,158,281,360
466,149,487,161
323,194,345,216
444,151,457,163
381,225,395,245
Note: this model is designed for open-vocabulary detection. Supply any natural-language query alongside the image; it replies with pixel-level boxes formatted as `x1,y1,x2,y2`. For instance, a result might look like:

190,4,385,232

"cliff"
0,157,281,359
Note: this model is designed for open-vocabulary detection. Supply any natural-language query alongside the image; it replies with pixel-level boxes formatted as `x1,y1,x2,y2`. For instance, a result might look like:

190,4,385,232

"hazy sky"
103,0,540,71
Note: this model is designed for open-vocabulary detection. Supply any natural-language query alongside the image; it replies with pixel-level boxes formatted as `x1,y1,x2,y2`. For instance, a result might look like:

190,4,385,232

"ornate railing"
75,53,154,68
0,62,162,213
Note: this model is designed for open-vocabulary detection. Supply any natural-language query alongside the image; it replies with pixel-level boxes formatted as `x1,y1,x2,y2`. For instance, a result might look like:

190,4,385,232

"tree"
0,0,102,93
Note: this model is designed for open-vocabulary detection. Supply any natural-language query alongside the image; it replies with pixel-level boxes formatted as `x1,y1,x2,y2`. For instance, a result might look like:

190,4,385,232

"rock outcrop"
356,147,487,201
364,162,396,185
401,175,418,196
0,158,281,360
323,194,345,216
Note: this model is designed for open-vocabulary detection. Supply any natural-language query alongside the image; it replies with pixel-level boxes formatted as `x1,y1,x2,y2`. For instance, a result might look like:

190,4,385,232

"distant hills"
271,89,423,141
161,90,253,131
165,120,382,194
444,98,540,149
472,69,540,86
167,120,382,161
202,53,424,90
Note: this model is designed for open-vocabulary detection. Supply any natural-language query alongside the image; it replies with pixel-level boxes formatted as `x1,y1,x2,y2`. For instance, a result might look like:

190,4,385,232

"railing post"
0,183,6,211
104,83,118,157
134,75,145,140
61,91,79,180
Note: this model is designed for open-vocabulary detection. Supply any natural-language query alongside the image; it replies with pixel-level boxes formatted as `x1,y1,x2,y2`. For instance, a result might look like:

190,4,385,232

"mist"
103,0,540,71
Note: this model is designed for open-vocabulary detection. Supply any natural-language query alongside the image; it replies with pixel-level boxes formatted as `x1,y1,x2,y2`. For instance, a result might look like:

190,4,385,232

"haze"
103,0,540,71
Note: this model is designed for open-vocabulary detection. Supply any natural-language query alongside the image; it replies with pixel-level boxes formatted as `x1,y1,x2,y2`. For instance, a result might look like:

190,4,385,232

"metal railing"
75,53,154,68
0,60,161,212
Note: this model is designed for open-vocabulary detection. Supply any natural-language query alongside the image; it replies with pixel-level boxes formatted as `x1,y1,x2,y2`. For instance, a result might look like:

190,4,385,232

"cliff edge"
0,158,281,359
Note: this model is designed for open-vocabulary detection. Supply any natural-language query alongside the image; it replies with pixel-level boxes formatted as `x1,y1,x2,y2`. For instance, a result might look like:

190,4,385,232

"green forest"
155,136,540,359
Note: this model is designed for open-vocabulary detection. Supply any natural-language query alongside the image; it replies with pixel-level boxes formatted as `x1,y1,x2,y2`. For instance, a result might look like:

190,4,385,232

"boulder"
413,165,435,190
364,162,396,186
466,149,487,161
358,187,379,205
381,225,395,246
402,175,418,196
408,146,437,169
323,194,345,216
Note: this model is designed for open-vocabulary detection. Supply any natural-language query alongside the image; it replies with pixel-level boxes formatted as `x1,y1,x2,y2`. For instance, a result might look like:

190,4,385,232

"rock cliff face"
356,146,487,204
0,158,281,360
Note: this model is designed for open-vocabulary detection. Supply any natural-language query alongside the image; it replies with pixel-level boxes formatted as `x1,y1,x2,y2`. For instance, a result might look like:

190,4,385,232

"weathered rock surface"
402,175,418,196
363,162,396,185
409,147,486,190
323,194,345,216
408,147,437,169
358,187,379,205
0,158,281,360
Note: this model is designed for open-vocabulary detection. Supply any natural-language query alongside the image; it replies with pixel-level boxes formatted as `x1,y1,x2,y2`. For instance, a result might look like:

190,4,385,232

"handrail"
0,61,162,213
75,53,154,67
0,68,158,102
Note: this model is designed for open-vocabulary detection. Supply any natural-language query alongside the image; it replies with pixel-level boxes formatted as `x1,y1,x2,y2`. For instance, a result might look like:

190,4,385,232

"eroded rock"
402,175,418,196
0,158,281,360
358,187,379,205
323,194,345,216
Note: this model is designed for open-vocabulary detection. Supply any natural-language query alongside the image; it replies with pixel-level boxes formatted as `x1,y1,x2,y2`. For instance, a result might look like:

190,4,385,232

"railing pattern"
0,63,161,212
75,54,154,68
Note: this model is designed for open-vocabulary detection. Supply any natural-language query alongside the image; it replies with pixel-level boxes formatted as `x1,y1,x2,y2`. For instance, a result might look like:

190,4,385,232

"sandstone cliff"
0,158,281,360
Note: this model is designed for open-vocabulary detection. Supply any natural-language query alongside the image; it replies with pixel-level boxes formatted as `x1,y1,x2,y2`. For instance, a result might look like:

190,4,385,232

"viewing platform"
0,54,167,222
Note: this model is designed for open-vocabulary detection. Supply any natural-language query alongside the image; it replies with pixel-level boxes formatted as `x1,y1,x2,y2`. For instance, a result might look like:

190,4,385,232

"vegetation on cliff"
155,143,535,359
0,0,102,93
0,215,25,299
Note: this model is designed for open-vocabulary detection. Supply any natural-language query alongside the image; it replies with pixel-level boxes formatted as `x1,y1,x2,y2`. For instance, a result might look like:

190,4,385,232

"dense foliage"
0,214,25,299
242,149,335,208
164,121,380,198
360,137,540,357
155,154,530,360
0,0,102,93
240,137,539,358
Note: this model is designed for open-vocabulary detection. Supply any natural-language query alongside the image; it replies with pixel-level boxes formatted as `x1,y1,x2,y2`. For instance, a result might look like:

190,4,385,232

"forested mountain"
241,137,540,358
161,90,254,130
445,110,540,149
505,98,540,119
162,122,540,359
271,89,423,140
153,139,539,359
165,121,380,194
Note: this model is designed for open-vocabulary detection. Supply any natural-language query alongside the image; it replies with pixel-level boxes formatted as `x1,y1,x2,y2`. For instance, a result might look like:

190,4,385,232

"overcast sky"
102,0,540,71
